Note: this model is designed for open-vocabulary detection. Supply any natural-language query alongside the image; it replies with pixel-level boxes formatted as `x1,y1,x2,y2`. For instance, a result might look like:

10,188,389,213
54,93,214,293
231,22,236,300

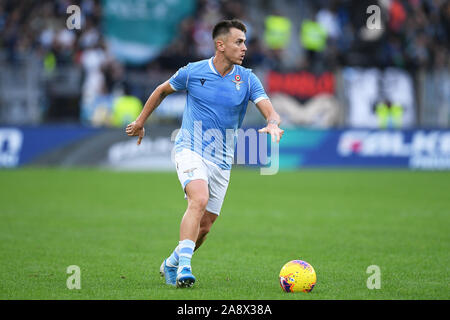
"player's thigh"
175,149,209,197
185,179,209,210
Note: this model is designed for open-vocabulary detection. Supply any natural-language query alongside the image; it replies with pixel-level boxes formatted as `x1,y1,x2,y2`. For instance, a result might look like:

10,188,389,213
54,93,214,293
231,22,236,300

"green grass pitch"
0,168,449,299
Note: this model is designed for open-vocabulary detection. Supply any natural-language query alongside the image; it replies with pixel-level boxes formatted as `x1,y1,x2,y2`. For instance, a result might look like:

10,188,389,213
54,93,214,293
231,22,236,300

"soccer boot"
176,266,196,288
160,259,177,286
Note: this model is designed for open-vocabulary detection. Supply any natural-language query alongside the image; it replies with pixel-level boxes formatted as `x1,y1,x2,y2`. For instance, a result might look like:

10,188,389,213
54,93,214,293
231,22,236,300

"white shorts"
174,148,231,215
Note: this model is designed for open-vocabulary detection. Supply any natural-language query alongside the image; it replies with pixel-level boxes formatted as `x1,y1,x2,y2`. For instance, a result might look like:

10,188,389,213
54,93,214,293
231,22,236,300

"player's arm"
256,98,284,143
125,80,175,145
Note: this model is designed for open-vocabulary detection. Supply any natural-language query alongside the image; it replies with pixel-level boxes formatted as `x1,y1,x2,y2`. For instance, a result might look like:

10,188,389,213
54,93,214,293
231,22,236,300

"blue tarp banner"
102,0,195,65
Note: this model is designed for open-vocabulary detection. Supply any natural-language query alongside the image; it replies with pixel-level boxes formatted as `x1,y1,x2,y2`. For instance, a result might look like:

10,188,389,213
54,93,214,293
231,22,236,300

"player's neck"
212,55,234,77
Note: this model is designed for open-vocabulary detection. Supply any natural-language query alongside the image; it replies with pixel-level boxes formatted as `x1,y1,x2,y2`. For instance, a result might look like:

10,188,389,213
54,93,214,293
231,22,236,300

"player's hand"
258,123,284,143
125,121,145,145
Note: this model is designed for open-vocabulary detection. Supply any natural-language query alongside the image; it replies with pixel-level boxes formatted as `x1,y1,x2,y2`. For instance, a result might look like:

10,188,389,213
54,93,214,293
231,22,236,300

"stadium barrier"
1,125,449,170
278,128,450,170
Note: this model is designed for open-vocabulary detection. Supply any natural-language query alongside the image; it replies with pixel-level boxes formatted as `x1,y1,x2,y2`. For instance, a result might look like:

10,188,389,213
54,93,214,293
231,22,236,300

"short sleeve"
169,64,190,91
249,72,269,104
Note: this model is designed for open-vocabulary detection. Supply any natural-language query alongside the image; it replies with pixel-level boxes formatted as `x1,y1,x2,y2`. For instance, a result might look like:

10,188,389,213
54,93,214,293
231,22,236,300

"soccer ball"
279,260,316,293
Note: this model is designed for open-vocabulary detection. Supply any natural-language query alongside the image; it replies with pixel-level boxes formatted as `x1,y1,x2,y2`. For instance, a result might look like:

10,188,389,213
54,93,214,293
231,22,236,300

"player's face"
223,28,247,65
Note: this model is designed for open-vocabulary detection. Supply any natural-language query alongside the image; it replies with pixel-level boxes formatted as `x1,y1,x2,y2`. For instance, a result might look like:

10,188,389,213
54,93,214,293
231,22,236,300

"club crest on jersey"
232,74,243,90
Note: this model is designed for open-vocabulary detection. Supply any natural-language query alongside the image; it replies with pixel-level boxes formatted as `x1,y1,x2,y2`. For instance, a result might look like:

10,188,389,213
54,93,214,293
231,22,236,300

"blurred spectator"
264,15,292,50
300,18,328,71
111,83,143,128
80,42,107,110
374,99,404,129
316,3,341,41
78,18,101,50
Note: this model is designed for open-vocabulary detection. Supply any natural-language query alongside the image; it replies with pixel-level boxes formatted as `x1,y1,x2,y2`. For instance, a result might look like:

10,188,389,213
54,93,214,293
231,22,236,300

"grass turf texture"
0,168,449,300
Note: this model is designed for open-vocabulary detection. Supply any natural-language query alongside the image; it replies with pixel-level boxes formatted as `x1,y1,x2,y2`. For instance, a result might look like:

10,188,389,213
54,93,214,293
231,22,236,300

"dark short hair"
212,19,247,40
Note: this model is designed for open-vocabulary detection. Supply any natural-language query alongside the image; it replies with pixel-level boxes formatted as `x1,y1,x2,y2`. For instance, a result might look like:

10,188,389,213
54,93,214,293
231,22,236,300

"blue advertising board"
1,126,449,170
0,126,101,167
278,129,450,170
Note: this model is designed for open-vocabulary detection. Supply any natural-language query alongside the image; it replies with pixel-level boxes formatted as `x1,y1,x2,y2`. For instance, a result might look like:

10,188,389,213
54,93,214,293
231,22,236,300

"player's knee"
188,196,209,212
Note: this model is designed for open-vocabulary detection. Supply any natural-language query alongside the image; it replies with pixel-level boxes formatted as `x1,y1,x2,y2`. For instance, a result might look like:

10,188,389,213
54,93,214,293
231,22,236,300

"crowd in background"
0,0,449,126
2,0,448,71
0,0,122,95
1,0,101,64
327,0,450,71
156,0,450,72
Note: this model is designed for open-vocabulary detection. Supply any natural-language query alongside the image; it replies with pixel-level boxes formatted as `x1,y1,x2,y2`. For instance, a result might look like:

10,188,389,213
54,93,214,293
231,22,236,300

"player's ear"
215,39,225,52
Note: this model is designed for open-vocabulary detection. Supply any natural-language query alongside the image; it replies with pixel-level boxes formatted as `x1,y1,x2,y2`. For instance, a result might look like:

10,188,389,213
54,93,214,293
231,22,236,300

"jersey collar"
209,57,235,77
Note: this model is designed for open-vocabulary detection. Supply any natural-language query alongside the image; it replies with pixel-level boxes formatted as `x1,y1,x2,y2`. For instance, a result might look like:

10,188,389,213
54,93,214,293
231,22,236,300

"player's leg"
161,149,208,286
161,179,208,287
176,179,209,287
163,200,211,275
180,179,209,242
195,210,218,251
192,161,230,251
164,208,216,281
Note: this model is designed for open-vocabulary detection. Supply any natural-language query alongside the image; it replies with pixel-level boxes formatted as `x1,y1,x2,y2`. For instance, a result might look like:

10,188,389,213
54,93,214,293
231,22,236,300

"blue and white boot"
160,259,177,286
176,266,196,288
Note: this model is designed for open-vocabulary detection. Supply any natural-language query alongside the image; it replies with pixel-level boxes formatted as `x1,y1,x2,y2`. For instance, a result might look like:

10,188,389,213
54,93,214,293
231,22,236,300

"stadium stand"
0,0,448,128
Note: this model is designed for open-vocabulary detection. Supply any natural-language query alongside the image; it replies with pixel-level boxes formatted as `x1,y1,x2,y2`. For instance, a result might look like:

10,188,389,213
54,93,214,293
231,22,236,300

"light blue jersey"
169,57,268,170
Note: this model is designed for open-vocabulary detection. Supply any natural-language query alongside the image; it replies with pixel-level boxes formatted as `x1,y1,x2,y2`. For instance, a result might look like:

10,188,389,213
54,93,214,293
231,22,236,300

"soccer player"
126,19,284,288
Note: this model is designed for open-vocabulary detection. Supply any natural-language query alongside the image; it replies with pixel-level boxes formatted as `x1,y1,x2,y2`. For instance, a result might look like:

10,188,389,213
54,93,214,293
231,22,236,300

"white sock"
177,239,195,272
166,243,181,267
